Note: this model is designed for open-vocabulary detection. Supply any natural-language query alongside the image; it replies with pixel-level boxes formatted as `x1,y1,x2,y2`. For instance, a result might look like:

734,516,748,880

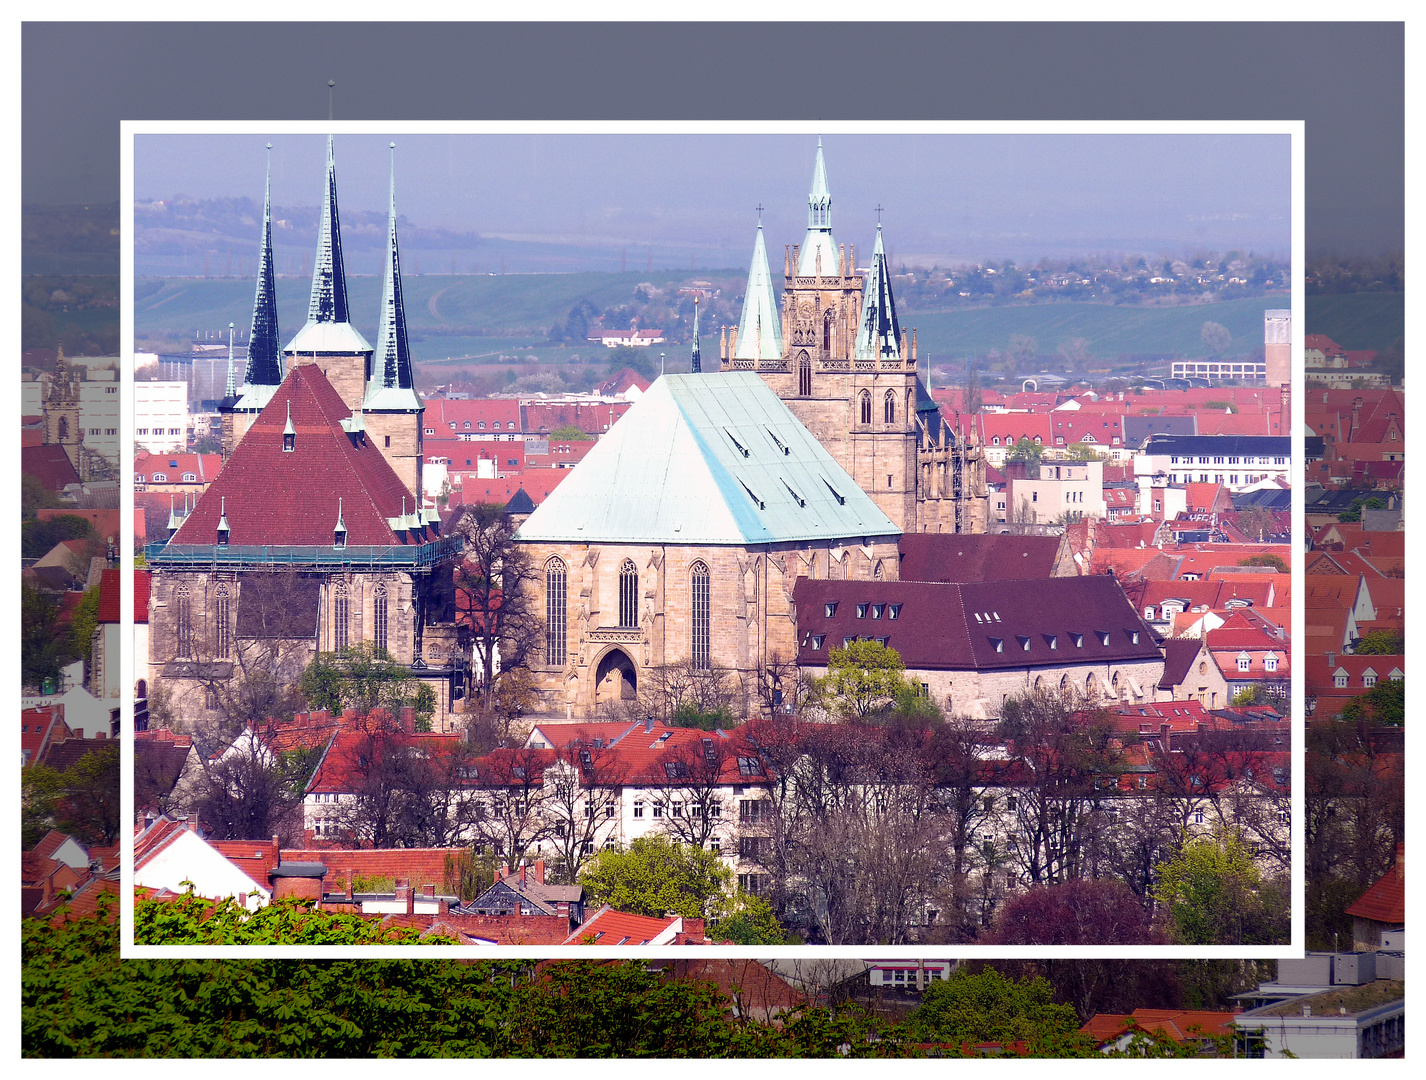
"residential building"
133,381,191,452
1135,434,1291,492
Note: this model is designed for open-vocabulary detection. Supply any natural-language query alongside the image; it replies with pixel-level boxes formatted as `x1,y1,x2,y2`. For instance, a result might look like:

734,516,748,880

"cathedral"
717,140,989,535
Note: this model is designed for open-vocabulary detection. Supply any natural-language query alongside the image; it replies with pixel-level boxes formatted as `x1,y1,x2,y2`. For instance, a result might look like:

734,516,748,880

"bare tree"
644,735,740,850
636,658,744,724
468,746,555,864
541,743,623,882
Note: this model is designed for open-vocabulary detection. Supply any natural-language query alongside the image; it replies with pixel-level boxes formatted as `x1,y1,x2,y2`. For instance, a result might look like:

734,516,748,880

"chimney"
645,716,655,734
271,834,280,872
395,879,413,915
534,859,546,885
499,863,510,880
421,883,435,905
1326,651,1335,668
345,868,354,901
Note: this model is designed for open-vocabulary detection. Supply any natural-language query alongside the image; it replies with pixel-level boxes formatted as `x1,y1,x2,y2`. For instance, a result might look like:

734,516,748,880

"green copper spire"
733,219,783,362
797,137,838,276
854,224,903,362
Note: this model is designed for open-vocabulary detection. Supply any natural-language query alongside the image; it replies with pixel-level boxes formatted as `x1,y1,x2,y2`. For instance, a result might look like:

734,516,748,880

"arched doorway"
594,647,638,706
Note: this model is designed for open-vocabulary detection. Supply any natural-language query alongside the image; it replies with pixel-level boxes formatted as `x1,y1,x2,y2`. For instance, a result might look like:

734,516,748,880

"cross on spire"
756,203,764,223
875,204,884,223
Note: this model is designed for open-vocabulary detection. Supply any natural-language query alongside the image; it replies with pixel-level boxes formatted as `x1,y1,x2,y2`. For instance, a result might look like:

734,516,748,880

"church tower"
282,135,373,414
222,144,285,458
43,342,83,475
362,143,426,500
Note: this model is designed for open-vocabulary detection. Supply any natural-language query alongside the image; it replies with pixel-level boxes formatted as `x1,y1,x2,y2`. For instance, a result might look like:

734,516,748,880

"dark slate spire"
365,143,422,411
245,144,283,387
690,296,702,374
307,134,350,324
854,224,903,362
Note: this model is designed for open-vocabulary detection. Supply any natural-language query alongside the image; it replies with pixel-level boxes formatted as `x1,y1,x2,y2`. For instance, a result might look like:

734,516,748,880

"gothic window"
884,390,896,425
859,391,872,426
907,389,915,420
618,559,638,629
174,584,193,658
823,311,833,354
798,352,812,396
545,558,567,667
58,418,68,441
214,584,231,658
333,583,350,653
690,561,711,670
373,583,388,655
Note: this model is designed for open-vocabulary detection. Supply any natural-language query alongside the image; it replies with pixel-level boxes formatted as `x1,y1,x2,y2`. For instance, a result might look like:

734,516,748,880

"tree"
450,503,543,739
1339,678,1404,726
1007,333,1038,369
21,582,78,689
579,835,732,920
924,715,997,938
299,640,422,718
468,747,555,866
135,890,441,946
986,878,1163,946
645,736,735,850
1234,506,1281,542
22,742,120,847
713,891,791,944
636,658,745,725
1200,321,1231,356
68,585,101,679
21,512,95,560
21,473,62,518
1353,629,1403,655
907,967,1084,1052
1153,830,1289,945
184,725,308,843
548,424,586,441
1238,553,1288,573
541,744,623,882
814,640,915,721
1005,436,1044,466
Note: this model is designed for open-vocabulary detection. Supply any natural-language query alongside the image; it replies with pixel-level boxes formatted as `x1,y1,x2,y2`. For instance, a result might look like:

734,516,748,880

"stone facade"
521,536,901,717
905,657,1168,721
362,408,425,501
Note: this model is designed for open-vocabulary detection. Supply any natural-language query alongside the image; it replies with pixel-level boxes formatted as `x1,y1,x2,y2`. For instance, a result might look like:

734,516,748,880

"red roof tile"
173,365,415,546
1344,845,1404,924
897,533,1064,583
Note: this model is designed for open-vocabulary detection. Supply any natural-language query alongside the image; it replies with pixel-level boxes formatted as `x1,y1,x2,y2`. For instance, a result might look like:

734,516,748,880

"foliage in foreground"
134,890,442,946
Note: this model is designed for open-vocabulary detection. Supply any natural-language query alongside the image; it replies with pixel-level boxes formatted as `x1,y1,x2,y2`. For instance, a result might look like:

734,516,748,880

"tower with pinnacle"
43,342,84,475
719,139,987,534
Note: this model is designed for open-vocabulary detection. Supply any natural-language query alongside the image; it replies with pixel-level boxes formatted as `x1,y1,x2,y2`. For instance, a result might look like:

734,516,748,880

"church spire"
854,224,903,362
224,322,237,399
307,134,350,324
690,296,702,373
797,137,838,276
365,144,422,411
245,144,283,387
733,217,783,362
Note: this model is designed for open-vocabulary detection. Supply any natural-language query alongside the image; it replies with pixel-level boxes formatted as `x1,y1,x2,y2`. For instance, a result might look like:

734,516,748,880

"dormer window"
478,421,486,430
463,420,471,429
1264,653,1279,673
871,604,885,619
856,604,868,619
282,400,296,452
1045,634,1057,650
334,498,348,549
990,637,1004,653
1097,631,1110,646
1129,631,1140,645
1237,653,1251,672
1334,671,1348,688
811,634,825,650
825,602,838,618
888,604,902,620
216,497,230,546
1018,636,1031,652
1072,633,1083,648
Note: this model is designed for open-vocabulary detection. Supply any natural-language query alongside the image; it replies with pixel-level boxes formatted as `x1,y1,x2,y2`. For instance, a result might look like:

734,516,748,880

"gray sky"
136,132,1290,268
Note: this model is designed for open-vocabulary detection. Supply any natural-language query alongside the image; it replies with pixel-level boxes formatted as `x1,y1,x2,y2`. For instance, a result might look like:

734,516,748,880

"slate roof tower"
362,143,426,500
854,225,903,362
724,217,783,366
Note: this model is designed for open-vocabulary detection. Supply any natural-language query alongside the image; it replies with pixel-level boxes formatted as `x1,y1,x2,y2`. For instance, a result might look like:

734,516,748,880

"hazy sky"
136,132,1290,267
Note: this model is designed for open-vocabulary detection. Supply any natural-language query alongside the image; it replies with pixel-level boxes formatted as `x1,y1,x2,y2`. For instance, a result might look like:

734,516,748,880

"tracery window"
546,558,567,667
333,583,350,652
884,390,896,424
859,391,872,425
618,559,639,629
690,561,711,670
373,583,388,654
798,353,812,396
174,584,193,658
214,584,230,658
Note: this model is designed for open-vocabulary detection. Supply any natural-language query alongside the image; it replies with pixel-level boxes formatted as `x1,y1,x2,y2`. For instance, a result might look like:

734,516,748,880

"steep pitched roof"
1344,845,1404,924
365,145,421,412
516,373,899,545
244,144,283,388
21,444,81,491
797,137,838,276
733,224,783,361
854,225,902,361
172,365,414,546
96,568,150,625
898,533,1063,583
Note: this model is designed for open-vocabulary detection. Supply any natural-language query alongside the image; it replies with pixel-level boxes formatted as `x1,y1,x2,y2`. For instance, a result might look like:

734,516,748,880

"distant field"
1303,292,1404,350
136,273,1294,364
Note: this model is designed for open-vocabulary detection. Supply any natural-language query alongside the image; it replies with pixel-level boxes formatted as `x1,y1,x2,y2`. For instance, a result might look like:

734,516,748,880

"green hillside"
1303,292,1404,350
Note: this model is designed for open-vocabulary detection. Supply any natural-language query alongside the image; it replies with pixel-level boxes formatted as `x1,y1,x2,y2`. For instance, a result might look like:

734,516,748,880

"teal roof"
733,224,783,361
797,137,839,276
515,373,899,546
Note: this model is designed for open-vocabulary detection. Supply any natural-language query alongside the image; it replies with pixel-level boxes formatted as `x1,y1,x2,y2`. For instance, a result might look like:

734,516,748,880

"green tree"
21,512,96,560
21,473,62,519
814,640,918,721
712,892,792,945
1153,830,1289,945
23,742,120,847
298,641,422,718
1237,552,1288,573
1339,678,1404,726
548,424,586,441
1337,495,1386,523
579,835,733,920
1005,436,1044,465
1353,629,1403,655
68,585,101,678
21,582,77,688
1063,442,1101,461
135,890,443,945
907,967,1085,1051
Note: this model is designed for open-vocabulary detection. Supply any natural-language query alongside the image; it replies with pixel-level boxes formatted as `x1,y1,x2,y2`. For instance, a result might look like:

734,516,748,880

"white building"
76,370,122,465
134,381,191,452
1007,457,1106,524
1135,434,1290,493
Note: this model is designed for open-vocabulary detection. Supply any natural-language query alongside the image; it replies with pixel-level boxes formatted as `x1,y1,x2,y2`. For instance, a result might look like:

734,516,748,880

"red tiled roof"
522,400,631,436
425,398,522,434
1344,845,1404,924
21,444,81,491
173,365,414,546
134,452,223,483
456,471,567,507
897,533,1064,583
96,568,151,624
566,906,690,945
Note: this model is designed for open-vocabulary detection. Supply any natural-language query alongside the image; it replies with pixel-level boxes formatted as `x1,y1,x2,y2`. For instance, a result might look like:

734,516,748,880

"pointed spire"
798,137,838,276
217,497,231,544
307,135,350,324
245,144,283,387
224,322,237,398
367,143,420,409
854,225,903,362
733,222,783,362
690,296,702,373
282,399,296,451
334,497,347,547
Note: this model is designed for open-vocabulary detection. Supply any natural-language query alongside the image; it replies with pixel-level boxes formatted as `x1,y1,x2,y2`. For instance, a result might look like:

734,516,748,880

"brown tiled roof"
21,444,81,491
96,568,151,624
1344,845,1404,924
795,575,1161,672
1157,638,1203,690
897,533,1062,583
173,365,414,546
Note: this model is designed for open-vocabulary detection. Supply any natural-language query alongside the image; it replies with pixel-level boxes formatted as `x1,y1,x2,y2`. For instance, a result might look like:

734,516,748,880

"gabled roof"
21,444,81,491
1158,638,1205,689
1344,845,1404,924
516,374,898,545
898,533,1064,583
172,365,415,546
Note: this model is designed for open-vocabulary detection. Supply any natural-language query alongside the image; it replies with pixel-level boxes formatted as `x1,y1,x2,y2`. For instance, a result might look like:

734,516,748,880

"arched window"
333,583,350,652
690,561,711,670
823,311,834,354
57,417,68,441
798,352,812,396
907,388,915,421
373,583,388,655
214,583,231,658
545,558,567,667
173,584,193,658
873,560,885,580
859,391,872,426
884,390,896,425
619,559,638,629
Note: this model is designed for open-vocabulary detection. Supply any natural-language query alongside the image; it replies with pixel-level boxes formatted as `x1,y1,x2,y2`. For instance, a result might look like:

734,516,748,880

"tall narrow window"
859,391,872,425
546,558,567,667
690,561,711,670
884,390,896,424
174,584,193,658
214,584,230,658
822,311,833,354
333,583,350,652
798,353,812,396
372,583,388,655
618,559,638,629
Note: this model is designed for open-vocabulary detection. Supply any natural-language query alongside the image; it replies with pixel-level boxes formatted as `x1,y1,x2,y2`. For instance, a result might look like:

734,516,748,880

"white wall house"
134,381,191,453
1135,435,1290,493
